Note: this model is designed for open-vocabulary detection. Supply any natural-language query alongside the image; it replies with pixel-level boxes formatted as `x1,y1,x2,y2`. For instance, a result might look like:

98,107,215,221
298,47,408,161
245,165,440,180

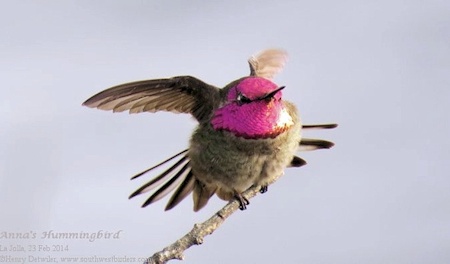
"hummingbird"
83,49,336,212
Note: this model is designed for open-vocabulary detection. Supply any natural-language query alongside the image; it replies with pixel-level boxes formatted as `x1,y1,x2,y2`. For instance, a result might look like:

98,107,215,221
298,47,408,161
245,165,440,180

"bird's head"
211,77,294,139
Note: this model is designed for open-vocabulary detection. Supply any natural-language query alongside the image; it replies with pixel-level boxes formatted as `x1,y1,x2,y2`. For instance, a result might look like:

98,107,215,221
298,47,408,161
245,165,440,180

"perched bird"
83,49,336,212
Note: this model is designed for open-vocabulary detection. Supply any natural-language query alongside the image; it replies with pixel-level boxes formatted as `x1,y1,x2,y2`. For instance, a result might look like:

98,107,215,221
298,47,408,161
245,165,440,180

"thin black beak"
258,86,285,101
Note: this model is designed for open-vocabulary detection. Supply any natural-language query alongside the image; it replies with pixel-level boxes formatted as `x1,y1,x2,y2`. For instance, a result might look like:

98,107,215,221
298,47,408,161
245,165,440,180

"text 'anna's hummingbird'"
83,49,336,212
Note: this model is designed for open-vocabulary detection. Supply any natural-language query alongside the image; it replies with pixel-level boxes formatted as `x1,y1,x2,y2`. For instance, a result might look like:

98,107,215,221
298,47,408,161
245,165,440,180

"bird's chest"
189,124,300,191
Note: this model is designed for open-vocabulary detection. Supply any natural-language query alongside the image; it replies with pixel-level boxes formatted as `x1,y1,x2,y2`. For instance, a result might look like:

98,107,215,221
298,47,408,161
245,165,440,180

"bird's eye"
237,93,252,105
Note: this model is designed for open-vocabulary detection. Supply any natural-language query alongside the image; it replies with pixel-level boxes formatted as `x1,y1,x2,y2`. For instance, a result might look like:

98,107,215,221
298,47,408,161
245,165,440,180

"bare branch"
144,173,283,264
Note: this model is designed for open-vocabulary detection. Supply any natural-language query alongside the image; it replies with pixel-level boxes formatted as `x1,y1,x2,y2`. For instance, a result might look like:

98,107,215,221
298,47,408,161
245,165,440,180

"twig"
143,173,283,264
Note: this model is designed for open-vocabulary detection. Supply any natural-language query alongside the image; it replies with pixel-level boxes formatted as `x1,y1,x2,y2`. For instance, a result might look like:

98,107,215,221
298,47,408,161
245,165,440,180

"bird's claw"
234,193,249,210
260,185,268,193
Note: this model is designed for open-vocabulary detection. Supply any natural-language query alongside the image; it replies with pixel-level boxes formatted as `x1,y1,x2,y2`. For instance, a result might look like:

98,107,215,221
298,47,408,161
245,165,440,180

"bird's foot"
260,185,268,193
234,193,249,210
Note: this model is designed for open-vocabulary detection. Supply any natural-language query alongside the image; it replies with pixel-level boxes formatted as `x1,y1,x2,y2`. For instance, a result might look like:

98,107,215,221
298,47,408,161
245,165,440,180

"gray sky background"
1,1,449,263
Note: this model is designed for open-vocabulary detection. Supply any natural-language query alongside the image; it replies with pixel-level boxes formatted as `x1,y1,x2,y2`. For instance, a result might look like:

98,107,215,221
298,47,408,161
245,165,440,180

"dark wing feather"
292,123,337,167
82,76,221,122
302,123,338,130
299,138,335,151
289,156,307,167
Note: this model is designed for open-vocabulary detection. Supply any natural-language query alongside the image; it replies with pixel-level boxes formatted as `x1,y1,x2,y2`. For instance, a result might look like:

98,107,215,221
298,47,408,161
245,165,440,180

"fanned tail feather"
130,149,188,180
142,162,191,207
129,149,194,210
128,155,189,198
165,171,195,211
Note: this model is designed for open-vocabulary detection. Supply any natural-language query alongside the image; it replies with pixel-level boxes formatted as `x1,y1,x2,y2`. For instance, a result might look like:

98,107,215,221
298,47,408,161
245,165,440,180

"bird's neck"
211,100,294,139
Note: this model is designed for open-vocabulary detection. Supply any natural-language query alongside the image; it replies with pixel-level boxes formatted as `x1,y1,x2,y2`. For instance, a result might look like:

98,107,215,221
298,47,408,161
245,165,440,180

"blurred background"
1,1,449,263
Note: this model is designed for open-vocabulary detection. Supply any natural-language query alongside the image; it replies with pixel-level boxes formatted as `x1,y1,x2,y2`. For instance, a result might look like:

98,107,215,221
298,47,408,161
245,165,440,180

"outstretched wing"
248,48,288,79
82,76,221,122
